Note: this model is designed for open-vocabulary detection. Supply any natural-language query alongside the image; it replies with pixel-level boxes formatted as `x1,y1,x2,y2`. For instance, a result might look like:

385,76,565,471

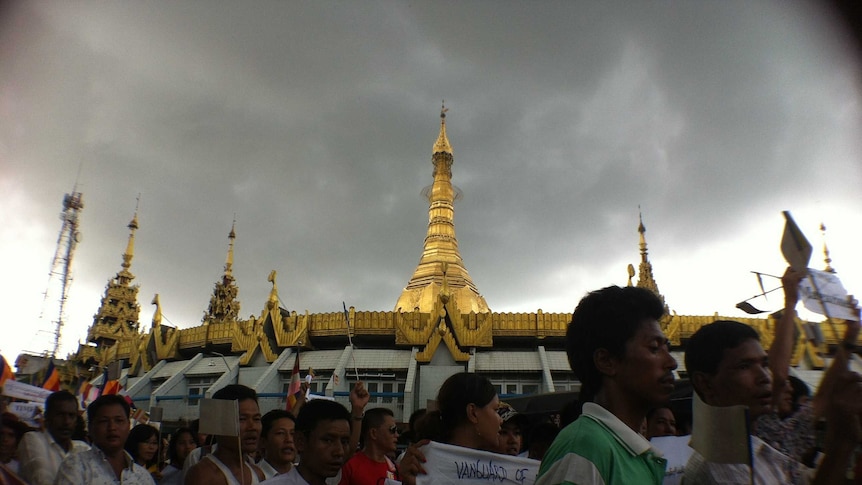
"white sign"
1,380,53,402
416,441,539,485
650,435,694,485
800,269,858,321
9,402,42,428
198,399,239,436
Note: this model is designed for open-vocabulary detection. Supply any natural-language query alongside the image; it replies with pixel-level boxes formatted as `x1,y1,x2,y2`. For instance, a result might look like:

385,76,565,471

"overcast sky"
2,1,861,363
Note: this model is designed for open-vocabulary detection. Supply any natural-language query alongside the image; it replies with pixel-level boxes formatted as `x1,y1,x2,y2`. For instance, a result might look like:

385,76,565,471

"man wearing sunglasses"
339,408,399,485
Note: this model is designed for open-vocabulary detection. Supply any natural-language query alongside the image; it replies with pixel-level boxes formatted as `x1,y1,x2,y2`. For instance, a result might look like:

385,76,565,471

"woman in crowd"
414,372,502,451
159,427,198,485
400,372,504,484
0,413,28,476
125,423,161,480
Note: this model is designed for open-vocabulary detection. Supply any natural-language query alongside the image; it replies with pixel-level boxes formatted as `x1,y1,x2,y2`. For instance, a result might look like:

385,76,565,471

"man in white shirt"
55,394,154,485
17,390,89,485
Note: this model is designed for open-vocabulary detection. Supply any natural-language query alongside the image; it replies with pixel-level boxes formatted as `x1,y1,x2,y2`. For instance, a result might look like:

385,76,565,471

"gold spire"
202,223,241,325
86,204,143,347
395,107,489,314
820,222,835,273
225,218,236,278
634,209,667,309
433,101,452,154
120,197,140,277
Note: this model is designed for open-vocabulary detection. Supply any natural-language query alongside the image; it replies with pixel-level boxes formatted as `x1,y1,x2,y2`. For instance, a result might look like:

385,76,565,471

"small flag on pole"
286,350,302,411
0,355,14,387
42,360,61,392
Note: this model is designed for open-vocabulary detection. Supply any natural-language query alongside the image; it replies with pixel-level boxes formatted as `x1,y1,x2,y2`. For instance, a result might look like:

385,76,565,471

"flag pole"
343,302,360,381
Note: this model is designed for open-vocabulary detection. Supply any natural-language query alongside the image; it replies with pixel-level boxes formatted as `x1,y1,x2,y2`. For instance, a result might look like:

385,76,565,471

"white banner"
416,441,539,485
1,380,53,403
800,269,858,321
8,402,43,428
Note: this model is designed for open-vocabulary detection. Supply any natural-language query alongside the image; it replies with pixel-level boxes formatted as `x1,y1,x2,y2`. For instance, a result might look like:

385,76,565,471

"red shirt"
339,451,397,485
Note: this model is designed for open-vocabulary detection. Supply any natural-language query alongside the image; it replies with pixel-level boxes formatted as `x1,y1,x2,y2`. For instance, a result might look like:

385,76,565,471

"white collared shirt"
54,446,155,485
17,430,89,485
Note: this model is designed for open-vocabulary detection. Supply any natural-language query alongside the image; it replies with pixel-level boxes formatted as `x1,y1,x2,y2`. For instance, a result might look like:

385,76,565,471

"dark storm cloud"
1,1,860,357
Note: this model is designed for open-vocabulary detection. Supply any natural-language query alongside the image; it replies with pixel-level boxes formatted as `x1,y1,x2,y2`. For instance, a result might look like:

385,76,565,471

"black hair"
124,424,159,468
261,409,295,438
167,427,198,465
567,286,665,400
0,412,29,442
417,372,496,443
295,399,351,437
212,384,258,402
45,390,79,416
685,320,760,399
360,407,394,446
645,406,673,421
788,375,810,413
685,320,760,376
87,394,130,422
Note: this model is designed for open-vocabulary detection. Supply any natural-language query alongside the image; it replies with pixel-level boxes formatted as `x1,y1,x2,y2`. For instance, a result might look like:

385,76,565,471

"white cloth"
417,441,539,485
54,447,155,485
203,454,260,485
258,459,280,480
261,467,310,485
683,435,811,485
18,430,89,485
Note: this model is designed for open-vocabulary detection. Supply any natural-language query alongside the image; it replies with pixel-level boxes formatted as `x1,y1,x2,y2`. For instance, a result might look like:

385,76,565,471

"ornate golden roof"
202,223,241,325
86,210,142,363
395,106,489,315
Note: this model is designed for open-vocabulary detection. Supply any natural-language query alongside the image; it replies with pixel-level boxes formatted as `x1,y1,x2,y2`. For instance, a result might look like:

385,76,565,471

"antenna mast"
41,188,84,358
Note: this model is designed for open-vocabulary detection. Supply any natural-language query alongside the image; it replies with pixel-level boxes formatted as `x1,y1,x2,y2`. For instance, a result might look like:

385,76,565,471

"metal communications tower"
41,190,84,358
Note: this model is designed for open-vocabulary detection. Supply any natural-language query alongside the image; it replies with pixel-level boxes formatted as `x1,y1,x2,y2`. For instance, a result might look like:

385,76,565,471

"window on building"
187,376,217,406
488,373,542,398
550,372,580,392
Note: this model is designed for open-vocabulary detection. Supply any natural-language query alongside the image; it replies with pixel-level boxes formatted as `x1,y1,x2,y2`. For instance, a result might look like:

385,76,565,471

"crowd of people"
1,265,861,484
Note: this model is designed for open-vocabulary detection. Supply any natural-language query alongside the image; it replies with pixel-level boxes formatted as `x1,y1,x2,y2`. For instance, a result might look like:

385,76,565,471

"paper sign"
416,441,539,485
800,269,858,321
780,211,812,272
8,402,42,428
650,435,693,485
1,380,53,402
198,399,239,436
107,360,123,381
149,406,164,423
690,394,751,466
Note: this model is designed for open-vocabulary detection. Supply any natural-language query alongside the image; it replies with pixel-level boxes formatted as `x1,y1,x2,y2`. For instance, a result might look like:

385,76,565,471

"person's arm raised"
769,267,804,408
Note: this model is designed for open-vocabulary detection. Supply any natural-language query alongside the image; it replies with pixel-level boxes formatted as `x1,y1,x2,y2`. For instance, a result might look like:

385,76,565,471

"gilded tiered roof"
395,105,489,315
85,210,142,366
203,222,241,325
632,211,668,311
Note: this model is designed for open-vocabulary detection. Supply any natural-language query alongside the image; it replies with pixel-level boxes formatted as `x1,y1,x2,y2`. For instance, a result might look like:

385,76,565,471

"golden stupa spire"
634,209,667,309
225,217,236,278
395,105,489,314
202,222,241,325
820,222,835,273
120,196,140,277
86,202,143,346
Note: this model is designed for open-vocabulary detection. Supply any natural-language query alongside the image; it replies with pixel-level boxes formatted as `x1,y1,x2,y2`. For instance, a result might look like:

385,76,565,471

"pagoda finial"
225,217,236,278
395,109,489,314
433,101,452,154
633,209,667,309
121,196,140,272
820,222,835,273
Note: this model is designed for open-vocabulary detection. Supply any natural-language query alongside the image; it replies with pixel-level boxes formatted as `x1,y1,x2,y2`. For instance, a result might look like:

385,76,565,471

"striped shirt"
536,403,667,485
